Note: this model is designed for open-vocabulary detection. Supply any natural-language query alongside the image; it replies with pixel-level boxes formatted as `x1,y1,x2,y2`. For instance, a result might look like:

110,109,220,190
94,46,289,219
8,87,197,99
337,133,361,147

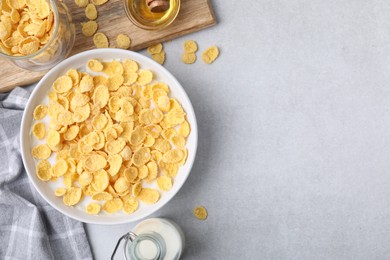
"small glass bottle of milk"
111,218,185,260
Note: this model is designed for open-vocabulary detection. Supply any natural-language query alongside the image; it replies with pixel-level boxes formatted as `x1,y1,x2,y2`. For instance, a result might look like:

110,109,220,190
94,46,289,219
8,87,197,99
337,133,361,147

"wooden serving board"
0,0,216,93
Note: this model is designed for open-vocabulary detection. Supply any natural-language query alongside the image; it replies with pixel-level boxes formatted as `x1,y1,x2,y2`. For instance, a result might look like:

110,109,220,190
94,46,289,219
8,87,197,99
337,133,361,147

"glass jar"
123,0,180,30
112,218,185,260
0,0,75,71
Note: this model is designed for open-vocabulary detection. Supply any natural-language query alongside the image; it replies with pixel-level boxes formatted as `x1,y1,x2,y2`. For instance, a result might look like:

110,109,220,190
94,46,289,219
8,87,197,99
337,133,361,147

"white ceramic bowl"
20,49,198,225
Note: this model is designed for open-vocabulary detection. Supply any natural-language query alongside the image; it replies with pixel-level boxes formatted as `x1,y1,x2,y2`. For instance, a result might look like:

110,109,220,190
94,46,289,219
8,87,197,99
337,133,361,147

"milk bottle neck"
126,232,166,260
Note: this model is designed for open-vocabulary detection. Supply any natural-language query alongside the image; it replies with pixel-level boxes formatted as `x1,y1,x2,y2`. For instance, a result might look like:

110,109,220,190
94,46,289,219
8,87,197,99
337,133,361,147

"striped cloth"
0,87,92,260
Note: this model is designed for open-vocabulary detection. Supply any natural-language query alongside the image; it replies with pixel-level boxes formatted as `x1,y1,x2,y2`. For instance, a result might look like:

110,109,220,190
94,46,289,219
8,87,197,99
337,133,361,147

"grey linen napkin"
0,87,93,260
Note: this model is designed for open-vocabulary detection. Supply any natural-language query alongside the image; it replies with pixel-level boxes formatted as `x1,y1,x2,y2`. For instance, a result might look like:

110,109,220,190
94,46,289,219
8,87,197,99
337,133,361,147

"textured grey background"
86,1,390,259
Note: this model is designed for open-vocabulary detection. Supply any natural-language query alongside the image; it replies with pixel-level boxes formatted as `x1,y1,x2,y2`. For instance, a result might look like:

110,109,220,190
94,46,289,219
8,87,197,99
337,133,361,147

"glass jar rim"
0,0,60,61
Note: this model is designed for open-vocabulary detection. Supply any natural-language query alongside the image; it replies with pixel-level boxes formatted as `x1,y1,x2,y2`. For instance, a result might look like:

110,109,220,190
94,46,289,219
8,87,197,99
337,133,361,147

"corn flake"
120,145,132,161
33,104,48,120
181,52,196,64
144,124,162,139
102,61,124,76
18,36,40,55
83,184,97,196
124,166,138,183
93,32,108,48
75,0,89,7
52,159,68,177
157,176,172,191
105,138,126,155
79,171,93,186
10,9,21,24
63,187,82,206
147,43,163,54
184,40,198,53
159,161,178,178
57,110,74,126
151,51,165,64
84,132,99,146
114,176,130,193
37,0,51,18
9,0,26,9
132,147,150,167
84,154,107,171
161,128,176,140
107,75,124,91
139,109,153,125
55,188,67,197
202,46,219,64
63,125,79,141
32,122,46,140
81,21,98,37
93,132,106,150
106,185,119,198
108,96,121,113
103,198,123,213
123,197,138,214
137,188,160,204
178,148,188,166
91,113,107,131
71,93,89,111
92,191,113,201
151,150,162,162
88,59,103,72
79,74,94,92
123,59,138,72
146,161,158,183
63,172,75,188
46,130,61,149
137,165,148,179
162,149,184,164
93,85,109,108
178,120,190,137
193,206,208,220
86,202,101,214
108,154,123,176
143,134,155,147
116,34,131,49
53,76,73,93
85,4,97,20
32,144,52,159
57,96,69,111
131,182,142,196
92,169,109,192
137,70,153,85
153,138,171,153
130,127,146,146
0,19,12,42
166,108,186,125
66,69,81,86
172,135,185,148
91,0,108,6
156,96,169,112
36,159,51,181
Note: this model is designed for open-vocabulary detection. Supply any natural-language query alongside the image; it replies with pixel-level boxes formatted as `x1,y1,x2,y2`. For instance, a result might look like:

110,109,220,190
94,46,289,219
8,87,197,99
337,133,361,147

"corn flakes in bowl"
20,48,198,224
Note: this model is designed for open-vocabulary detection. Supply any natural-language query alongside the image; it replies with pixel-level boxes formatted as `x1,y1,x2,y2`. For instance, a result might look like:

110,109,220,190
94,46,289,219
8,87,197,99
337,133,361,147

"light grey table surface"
75,0,390,259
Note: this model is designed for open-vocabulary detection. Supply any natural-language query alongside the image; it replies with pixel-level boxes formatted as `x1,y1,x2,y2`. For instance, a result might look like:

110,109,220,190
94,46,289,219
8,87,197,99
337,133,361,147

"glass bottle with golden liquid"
124,0,180,30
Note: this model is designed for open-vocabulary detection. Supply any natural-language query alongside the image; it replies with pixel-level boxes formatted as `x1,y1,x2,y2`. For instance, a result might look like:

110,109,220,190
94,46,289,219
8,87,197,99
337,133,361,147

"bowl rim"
20,48,198,225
